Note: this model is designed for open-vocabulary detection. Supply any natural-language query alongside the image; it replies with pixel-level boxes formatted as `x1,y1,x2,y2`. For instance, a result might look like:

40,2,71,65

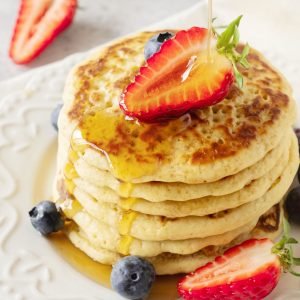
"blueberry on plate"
111,256,155,299
51,103,63,131
285,186,300,224
144,32,174,60
29,201,64,235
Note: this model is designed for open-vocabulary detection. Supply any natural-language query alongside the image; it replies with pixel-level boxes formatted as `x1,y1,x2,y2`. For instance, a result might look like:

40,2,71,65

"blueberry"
51,104,63,131
29,201,64,235
110,256,155,299
285,187,300,224
144,32,174,60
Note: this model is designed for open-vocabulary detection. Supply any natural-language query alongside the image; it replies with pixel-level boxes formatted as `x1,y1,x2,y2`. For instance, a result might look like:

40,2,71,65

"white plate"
1,1,300,299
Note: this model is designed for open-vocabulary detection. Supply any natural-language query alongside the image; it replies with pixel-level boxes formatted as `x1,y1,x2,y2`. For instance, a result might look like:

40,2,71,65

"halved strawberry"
120,27,234,122
178,239,281,300
9,0,77,64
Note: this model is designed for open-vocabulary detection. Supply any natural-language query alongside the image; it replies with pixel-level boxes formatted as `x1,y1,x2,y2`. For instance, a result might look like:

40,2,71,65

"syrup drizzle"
60,152,138,255
207,0,213,61
71,109,191,182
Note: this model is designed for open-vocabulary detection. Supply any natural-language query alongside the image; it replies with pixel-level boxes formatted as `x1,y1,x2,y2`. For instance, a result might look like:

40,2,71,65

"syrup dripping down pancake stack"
53,31,298,275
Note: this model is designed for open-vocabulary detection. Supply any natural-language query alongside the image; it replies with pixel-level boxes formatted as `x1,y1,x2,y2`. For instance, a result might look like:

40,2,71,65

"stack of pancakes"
53,31,298,275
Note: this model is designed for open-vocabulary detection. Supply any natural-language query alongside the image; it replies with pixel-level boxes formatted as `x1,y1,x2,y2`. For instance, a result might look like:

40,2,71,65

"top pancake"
58,30,296,184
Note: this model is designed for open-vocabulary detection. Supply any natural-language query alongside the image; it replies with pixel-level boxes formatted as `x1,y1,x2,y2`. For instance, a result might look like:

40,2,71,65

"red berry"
10,0,77,64
120,27,234,123
178,239,281,300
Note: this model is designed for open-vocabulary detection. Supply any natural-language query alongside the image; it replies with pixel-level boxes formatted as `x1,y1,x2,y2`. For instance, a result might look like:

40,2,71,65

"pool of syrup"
48,232,181,300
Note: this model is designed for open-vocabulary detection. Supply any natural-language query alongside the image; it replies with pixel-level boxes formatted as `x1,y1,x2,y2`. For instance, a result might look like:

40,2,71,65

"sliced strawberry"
9,0,77,64
120,27,234,122
178,239,281,300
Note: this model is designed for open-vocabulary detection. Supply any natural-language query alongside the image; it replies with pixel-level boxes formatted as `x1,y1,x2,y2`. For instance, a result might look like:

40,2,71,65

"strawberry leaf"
292,257,300,266
272,217,300,276
283,217,291,236
287,237,298,244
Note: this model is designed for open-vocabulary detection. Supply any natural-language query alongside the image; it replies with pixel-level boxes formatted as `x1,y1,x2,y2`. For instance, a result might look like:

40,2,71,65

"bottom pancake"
65,204,282,275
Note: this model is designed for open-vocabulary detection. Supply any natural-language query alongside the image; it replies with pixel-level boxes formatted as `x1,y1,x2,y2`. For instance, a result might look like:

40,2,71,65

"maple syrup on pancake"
71,109,191,182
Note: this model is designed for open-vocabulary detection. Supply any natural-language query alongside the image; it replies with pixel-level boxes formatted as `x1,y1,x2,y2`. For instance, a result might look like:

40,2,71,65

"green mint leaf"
232,63,243,88
215,15,249,88
217,15,243,49
232,26,240,47
241,43,250,59
239,58,250,69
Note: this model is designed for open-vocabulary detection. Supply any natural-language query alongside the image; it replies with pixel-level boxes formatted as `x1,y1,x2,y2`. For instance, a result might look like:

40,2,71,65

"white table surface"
0,0,198,82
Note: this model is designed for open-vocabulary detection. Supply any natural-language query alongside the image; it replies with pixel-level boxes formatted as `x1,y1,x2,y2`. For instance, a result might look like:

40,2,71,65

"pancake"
71,133,290,218
65,203,283,275
78,131,287,201
52,29,298,276
56,30,296,185
70,217,258,257
64,135,297,241
71,129,288,202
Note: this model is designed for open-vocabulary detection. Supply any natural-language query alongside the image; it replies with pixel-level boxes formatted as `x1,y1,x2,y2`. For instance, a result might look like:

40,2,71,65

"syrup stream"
207,0,213,61
182,0,214,82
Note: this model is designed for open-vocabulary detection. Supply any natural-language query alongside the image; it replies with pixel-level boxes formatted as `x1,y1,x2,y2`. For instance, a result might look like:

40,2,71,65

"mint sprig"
272,218,300,276
214,15,250,88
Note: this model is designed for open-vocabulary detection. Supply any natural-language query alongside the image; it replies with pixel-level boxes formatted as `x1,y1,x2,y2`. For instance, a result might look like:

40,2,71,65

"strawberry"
120,27,234,122
9,0,77,64
178,218,300,300
178,239,281,300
